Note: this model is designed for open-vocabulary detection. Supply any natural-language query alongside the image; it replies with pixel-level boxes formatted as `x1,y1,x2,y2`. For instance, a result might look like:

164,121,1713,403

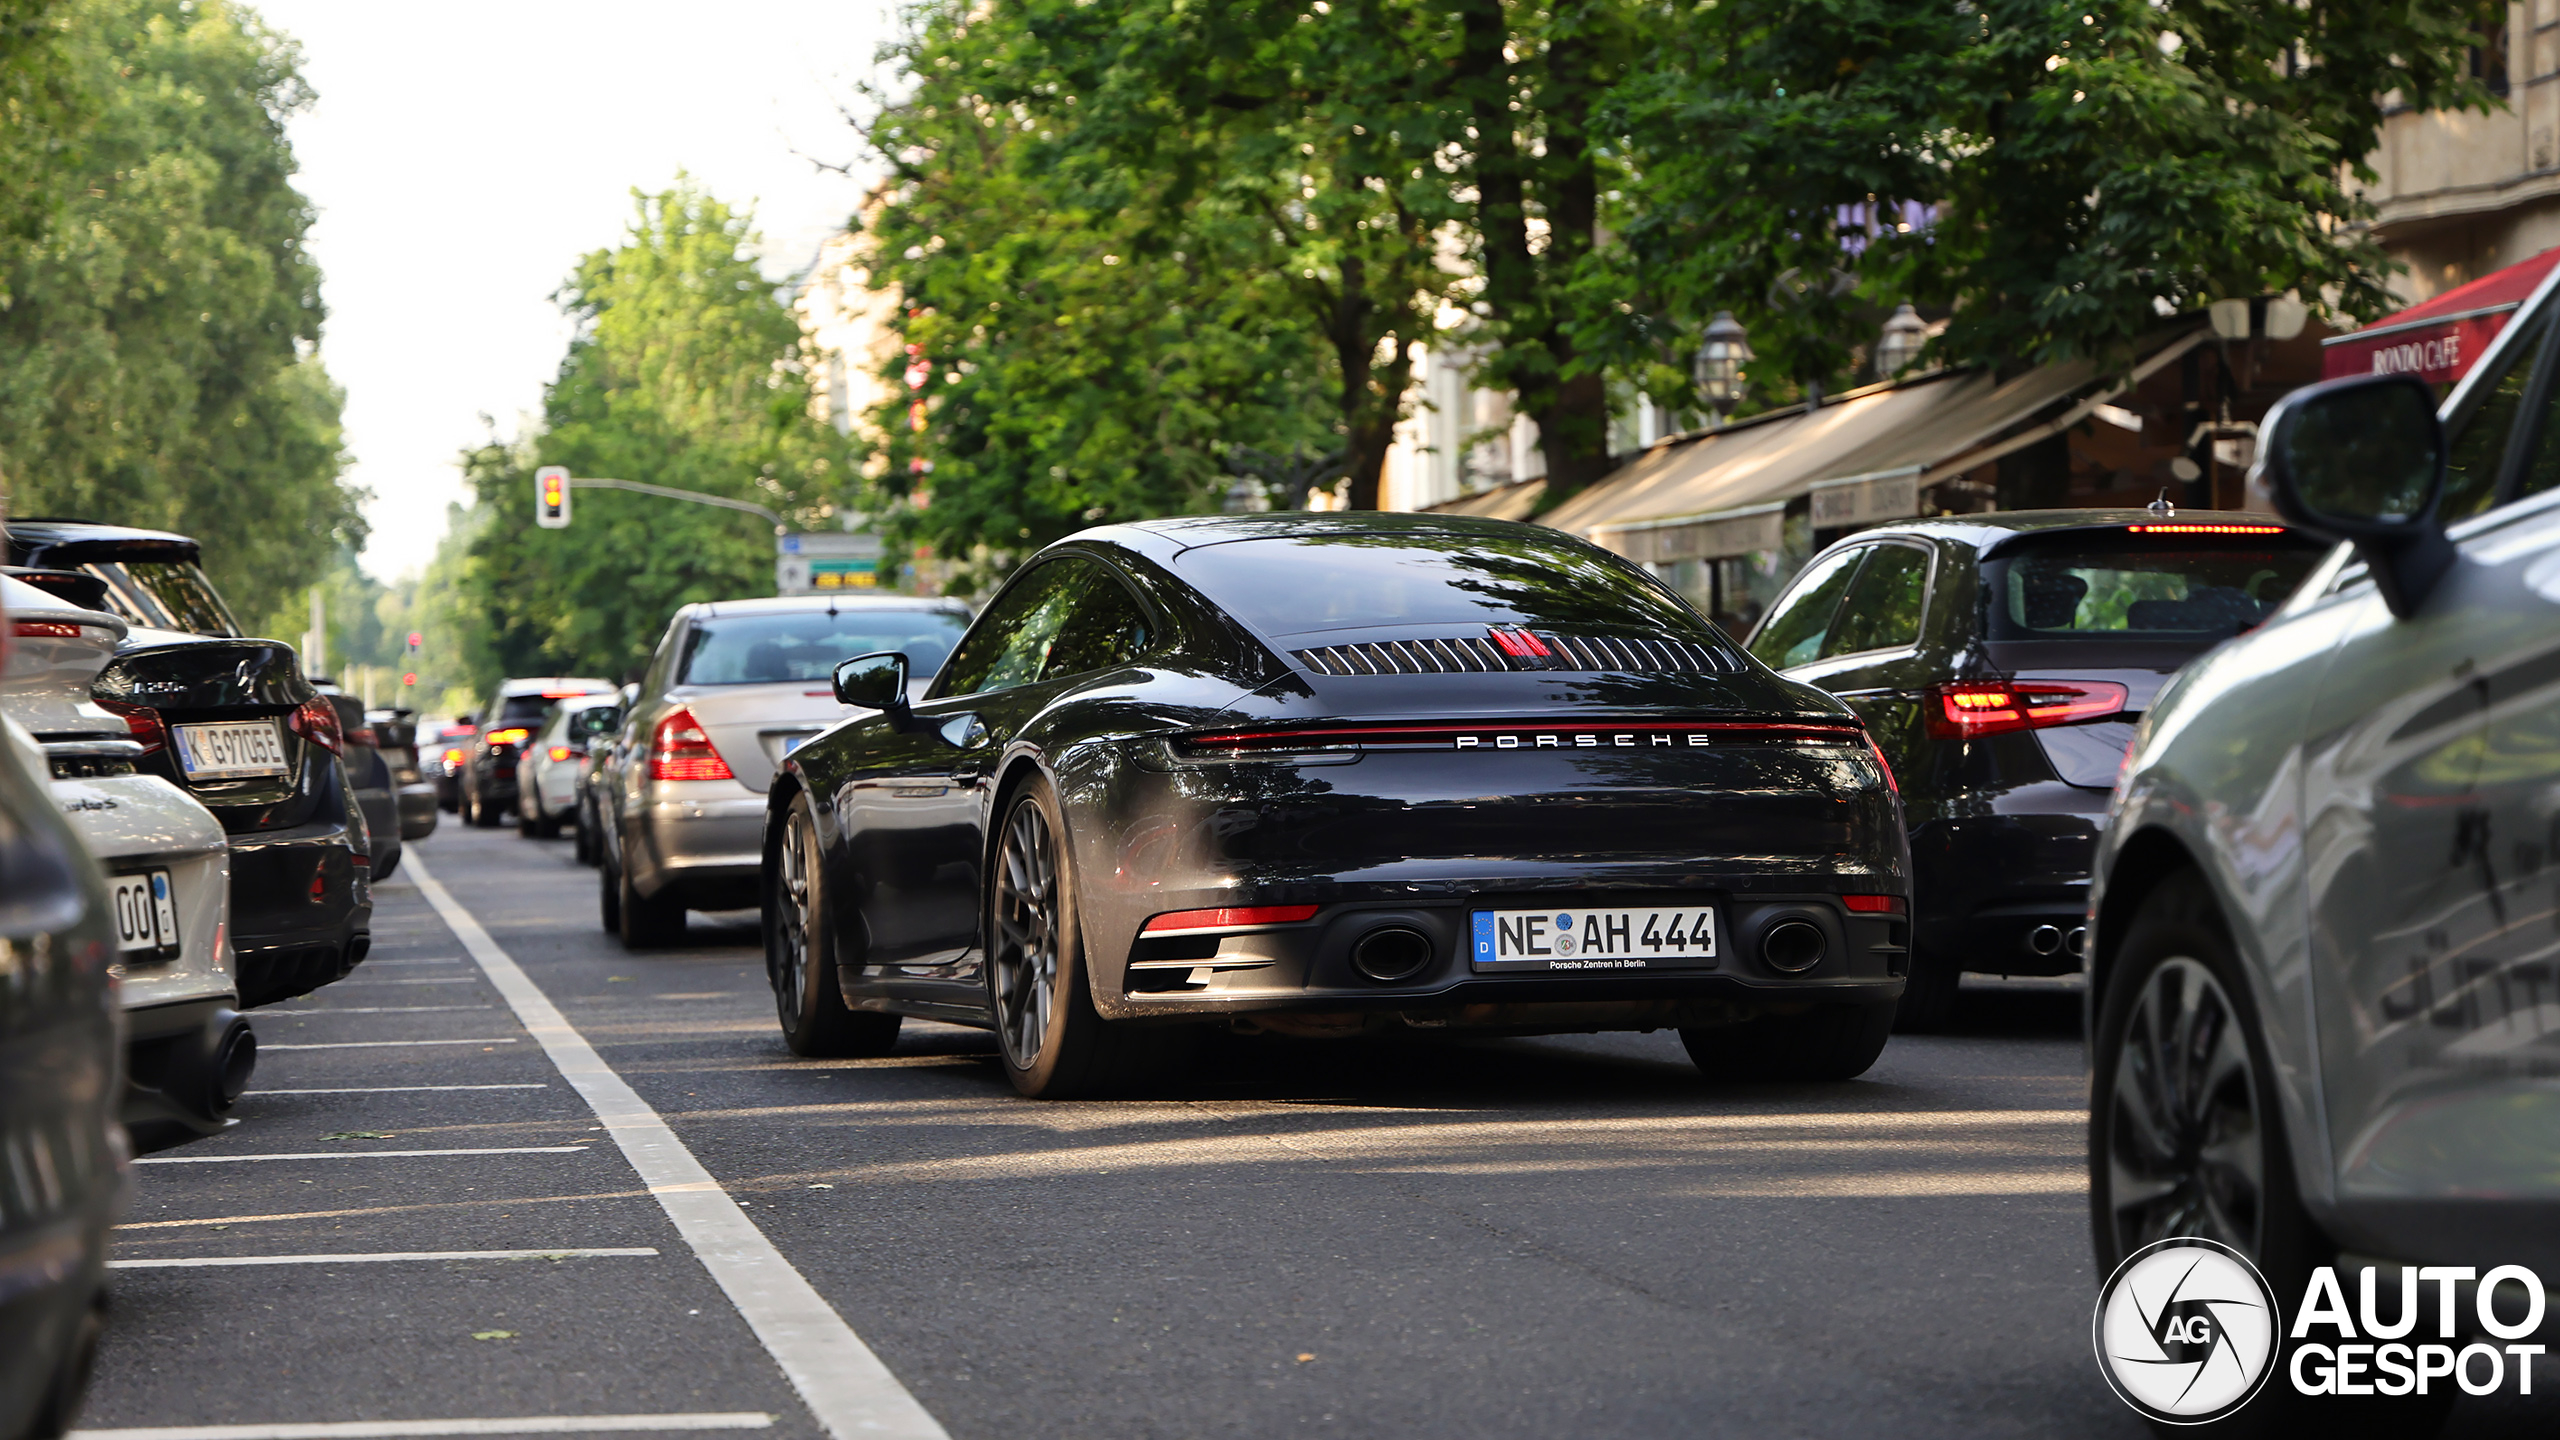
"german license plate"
109,870,180,957
174,719,289,779
1469,905,1718,972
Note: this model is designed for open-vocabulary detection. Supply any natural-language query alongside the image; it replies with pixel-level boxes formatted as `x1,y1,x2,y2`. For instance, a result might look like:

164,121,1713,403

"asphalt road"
79,822,2553,1438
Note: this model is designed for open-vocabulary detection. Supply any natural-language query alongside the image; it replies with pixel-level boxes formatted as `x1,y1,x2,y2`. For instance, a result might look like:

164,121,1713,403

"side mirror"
833,651,912,727
2257,371,2454,620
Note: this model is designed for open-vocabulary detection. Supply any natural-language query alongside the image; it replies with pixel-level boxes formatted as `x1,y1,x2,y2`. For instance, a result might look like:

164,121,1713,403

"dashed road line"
110,1247,659,1269
406,852,948,1440
72,1414,775,1440
135,1147,588,1165
246,1084,549,1095
268,1005,499,1015
260,1038,521,1050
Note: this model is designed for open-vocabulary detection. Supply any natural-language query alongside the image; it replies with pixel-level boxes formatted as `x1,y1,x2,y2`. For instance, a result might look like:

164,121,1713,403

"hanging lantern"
1875,303,1929,379
1694,310,1753,416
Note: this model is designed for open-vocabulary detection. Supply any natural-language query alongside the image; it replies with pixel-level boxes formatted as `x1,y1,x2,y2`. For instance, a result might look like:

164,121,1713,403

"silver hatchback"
598,593,972,946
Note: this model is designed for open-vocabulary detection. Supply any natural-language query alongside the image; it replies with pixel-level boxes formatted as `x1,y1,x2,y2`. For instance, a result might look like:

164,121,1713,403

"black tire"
531,807,560,840
1892,942,1962,1031
373,847,400,883
767,796,901,1057
599,849,622,933
573,811,593,864
617,853,686,949
515,804,537,838
470,785,501,828
1680,1000,1896,1081
2090,870,2453,1439
987,776,1186,1098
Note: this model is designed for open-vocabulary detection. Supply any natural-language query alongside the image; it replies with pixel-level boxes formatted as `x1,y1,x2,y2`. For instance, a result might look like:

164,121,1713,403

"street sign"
535,465,572,528
776,531,883,595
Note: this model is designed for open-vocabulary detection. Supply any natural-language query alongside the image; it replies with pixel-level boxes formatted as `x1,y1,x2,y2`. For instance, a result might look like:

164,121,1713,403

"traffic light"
406,632,422,650
402,672,417,687
536,465,572,528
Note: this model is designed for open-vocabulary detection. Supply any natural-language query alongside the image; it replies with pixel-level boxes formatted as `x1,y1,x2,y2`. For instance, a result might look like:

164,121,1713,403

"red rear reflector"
1142,904,1321,934
1843,895,1907,915
1487,626,1552,658
1928,680,2128,739
95,697,167,754
547,745,574,762
650,706,734,781
11,621,80,638
309,870,327,900
2125,524,2287,535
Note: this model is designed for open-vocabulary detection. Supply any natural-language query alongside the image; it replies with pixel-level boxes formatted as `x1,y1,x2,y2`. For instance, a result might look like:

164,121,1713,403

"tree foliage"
861,0,2495,530
0,0,361,625
457,183,854,690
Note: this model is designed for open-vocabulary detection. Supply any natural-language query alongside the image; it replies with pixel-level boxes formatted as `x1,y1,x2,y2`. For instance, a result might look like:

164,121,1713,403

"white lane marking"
270,1005,499,1015
325,977,482,986
247,1085,549,1095
351,958,465,966
406,852,948,1440
72,1415,773,1440
136,1147,587,1164
260,1038,521,1050
111,1247,658,1269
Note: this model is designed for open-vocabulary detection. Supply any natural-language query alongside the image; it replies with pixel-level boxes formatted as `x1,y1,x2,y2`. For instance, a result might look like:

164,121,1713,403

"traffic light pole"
566,477,786,534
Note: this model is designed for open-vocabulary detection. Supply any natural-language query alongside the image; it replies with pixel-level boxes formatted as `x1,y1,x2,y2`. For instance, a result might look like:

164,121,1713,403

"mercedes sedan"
763,513,1911,1098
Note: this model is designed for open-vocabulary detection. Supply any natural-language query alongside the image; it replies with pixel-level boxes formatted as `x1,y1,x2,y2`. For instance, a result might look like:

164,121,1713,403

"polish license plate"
174,719,289,779
1469,905,1718,972
109,869,180,957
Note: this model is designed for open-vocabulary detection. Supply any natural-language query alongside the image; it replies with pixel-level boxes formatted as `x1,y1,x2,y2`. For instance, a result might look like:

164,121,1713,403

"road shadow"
1938,978,2084,1041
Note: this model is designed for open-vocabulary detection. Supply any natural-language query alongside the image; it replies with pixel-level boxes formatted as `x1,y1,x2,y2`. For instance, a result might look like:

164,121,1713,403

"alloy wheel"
775,810,813,1016
2106,956,2265,1257
991,799,1060,1070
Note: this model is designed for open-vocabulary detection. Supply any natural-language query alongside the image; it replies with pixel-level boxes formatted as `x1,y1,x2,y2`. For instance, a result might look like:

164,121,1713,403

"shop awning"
1547,325,2208,561
2322,247,2560,385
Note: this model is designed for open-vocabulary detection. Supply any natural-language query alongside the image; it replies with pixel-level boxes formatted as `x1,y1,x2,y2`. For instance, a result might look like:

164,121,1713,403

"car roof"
553,693,620,712
1830,508,2321,558
681,593,971,621
498,677,613,696
6,518,204,564
1070,510,1563,567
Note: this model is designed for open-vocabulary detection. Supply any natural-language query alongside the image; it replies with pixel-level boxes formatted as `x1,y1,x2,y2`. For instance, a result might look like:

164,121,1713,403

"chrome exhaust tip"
2026,924,2064,958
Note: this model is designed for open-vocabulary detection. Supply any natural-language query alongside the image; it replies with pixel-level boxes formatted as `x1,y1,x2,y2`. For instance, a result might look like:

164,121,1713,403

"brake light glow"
288,696,343,755
484,727,532,747
1142,904,1322,934
11,621,81,638
547,745,574,762
441,746,466,766
1842,895,1907,915
2125,524,2287,535
540,689,595,698
1928,680,2129,738
649,707,733,781
94,697,167,754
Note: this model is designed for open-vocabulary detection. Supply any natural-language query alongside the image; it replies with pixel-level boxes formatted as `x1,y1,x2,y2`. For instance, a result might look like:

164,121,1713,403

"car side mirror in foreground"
2256,371,2454,620
834,651,912,728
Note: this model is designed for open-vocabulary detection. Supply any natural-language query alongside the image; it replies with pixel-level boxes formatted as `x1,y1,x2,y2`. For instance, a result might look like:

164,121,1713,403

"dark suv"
459,676,613,828
1745,510,2329,1027
7,519,374,1006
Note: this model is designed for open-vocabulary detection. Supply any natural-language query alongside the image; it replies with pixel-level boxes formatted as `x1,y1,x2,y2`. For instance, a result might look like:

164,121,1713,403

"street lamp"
2207,295,2309,341
1695,310,1752,419
1875,303,1929,380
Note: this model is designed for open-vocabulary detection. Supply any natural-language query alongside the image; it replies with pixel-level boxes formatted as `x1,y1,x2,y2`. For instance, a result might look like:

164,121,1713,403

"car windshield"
1172,531,1710,640
678,608,973,686
78,559,239,635
1980,533,2329,642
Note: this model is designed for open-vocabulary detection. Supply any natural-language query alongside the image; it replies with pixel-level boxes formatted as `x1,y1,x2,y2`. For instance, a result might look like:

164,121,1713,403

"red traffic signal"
401,672,417,686
406,632,422,649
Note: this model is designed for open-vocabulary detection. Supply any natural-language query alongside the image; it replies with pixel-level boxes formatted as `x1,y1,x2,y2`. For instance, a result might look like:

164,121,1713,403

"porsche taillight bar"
1173,718,1873,757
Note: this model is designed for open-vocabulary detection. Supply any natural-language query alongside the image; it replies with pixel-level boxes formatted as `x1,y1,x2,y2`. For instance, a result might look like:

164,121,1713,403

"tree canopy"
856,0,2496,541
456,182,855,691
0,0,362,626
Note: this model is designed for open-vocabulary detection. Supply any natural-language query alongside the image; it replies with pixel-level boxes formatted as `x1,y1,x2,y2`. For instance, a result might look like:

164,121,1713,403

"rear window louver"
1293,633,1728,677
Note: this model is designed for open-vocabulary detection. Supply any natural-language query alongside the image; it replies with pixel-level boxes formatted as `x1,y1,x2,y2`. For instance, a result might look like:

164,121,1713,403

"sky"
253,0,898,581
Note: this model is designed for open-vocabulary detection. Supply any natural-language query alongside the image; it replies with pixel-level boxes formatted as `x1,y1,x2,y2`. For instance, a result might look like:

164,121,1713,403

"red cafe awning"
2322,246,2560,385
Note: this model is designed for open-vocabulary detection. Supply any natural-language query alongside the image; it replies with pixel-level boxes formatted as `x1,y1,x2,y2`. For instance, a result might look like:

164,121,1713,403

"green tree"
0,0,362,625
1581,0,2500,405
457,182,853,689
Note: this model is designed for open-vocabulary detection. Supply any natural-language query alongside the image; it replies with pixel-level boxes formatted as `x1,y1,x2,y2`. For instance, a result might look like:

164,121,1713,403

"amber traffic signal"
536,465,572,528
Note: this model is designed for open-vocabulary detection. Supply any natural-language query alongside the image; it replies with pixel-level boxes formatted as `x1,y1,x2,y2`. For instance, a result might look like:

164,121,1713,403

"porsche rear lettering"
1454,732,1704,750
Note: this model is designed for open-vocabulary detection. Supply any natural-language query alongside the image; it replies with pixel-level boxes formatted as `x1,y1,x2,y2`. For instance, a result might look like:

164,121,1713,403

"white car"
2,573,251,1146
517,692,620,840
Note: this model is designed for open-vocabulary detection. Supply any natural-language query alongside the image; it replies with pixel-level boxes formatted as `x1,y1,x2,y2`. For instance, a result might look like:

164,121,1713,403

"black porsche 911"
762,513,1911,1097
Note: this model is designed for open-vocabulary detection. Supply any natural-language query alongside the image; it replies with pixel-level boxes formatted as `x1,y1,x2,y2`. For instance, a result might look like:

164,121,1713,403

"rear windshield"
678,608,972,686
495,695,559,725
80,559,239,636
1980,533,2328,642
1173,532,1710,639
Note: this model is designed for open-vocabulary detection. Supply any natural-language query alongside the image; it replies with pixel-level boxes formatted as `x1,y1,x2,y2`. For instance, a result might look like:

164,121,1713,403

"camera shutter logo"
2093,1237,2280,1423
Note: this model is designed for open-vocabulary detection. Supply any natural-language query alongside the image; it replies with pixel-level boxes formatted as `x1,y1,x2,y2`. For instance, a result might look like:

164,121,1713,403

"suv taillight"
650,707,733,782
288,696,343,754
94,697,167,754
1926,680,2128,739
